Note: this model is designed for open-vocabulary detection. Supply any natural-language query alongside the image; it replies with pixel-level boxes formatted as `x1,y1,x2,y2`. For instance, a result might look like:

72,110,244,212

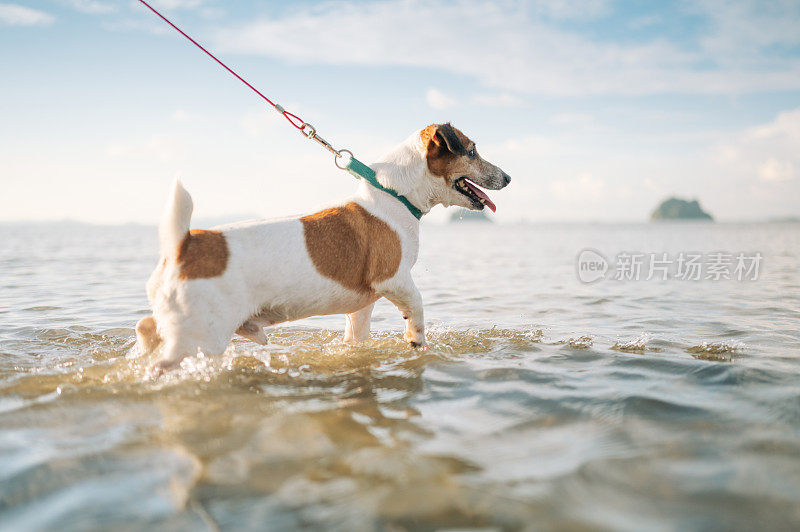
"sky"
1,0,799,224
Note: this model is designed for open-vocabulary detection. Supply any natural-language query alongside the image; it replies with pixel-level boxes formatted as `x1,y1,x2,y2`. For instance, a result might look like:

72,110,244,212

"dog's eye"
467,148,476,158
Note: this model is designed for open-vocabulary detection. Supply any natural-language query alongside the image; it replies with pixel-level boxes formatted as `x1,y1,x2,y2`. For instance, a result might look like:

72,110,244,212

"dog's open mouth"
455,177,497,212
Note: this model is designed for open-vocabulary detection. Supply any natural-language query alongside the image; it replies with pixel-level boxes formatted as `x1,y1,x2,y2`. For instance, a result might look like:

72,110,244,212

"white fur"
138,127,508,372
158,178,193,259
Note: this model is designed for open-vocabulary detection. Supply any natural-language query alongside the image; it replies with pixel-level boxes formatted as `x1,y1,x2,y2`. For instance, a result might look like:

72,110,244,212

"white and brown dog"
136,123,510,372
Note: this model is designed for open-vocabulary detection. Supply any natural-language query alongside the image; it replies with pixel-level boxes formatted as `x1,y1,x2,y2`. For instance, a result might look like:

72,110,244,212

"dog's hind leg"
136,316,161,355
344,302,375,343
236,320,268,345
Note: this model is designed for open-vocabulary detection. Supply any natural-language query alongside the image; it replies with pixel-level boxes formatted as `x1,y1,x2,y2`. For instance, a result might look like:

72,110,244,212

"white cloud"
149,0,208,9
0,3,54,26
715,108,800,184
494,135,561,156
547,112,613,135
139,0,221,18
533,0,611,20
693,0,800,66
751,108,800,141
427,90,526,108
212,0,800,97
101,17,170,35
470,93,526,107
66,0,115,14
480,129,742,222
171,109,200,123
425,88,457,110
198,6,223,19
550,172,606,200
107,135,187,162
241,107,281,137
758,158,794,183
643,177,665,196
550,112,594,126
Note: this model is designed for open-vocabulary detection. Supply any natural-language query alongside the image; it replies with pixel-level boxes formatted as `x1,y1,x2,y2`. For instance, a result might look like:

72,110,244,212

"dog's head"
418,123,510,212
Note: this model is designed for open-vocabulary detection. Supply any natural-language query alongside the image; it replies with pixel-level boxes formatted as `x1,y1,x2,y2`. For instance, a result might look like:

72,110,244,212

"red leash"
136,0,395,207
136,1,425,218
136,0,305,130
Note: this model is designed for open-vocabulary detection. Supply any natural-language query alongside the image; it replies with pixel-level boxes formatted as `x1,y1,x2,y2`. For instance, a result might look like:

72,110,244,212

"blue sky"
1,0,799,223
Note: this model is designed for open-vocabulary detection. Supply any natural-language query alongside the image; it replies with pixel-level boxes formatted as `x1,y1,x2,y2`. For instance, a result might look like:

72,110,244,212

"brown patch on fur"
301,202,401,292
177,229,229,280
419,124,440,150
420,123,475,184
136,316,156,333
135,316,161,353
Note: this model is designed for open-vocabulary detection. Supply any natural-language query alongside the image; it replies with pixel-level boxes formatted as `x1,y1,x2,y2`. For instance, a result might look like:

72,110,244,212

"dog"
136,123,510,372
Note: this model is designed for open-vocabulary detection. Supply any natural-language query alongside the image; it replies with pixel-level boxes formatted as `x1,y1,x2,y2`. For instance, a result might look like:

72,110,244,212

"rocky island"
651,197,713,221
450,208,492,223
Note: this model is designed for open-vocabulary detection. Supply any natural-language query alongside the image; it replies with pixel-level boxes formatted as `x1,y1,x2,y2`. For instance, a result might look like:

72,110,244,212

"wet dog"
137,123,510,372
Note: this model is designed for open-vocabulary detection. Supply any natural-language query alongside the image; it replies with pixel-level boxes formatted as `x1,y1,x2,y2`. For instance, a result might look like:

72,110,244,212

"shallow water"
1,221,799,531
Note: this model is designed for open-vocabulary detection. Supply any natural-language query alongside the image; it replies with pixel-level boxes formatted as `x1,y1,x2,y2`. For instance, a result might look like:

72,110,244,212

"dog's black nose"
502,172,511,185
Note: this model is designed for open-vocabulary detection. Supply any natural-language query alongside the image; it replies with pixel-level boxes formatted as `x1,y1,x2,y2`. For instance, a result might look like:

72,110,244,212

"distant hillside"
450,208,492,223
193,214,262,227
651,198,713,221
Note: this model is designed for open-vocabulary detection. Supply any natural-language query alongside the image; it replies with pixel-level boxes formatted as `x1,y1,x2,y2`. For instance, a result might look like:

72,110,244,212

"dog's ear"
431,123,466,155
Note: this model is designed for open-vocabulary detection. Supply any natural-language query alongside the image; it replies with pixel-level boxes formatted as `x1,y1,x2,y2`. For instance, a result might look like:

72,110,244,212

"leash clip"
301,122,335,154
300,122,352,167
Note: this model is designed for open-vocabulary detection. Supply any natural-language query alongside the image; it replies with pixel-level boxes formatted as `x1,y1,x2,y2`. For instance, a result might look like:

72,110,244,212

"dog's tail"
159,178,193,258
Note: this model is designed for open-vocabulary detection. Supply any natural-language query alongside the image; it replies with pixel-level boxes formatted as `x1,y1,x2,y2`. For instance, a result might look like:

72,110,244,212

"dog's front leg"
344,302,374,343
375,275,425,347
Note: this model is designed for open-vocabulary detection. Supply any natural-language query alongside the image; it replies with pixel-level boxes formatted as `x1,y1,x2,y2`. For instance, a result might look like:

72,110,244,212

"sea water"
1,221,799,530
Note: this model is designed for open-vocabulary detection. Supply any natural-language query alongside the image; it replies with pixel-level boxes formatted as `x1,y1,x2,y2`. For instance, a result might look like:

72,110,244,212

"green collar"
344,156,423,220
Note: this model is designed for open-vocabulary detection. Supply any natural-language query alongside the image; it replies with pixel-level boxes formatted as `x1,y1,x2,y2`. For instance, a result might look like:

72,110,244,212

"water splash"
611,333,651,354
0,325,550,401
686,341,744,362
561,336,593,349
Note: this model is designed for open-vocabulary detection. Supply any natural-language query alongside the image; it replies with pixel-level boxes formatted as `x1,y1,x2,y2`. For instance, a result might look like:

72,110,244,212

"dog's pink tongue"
465,181,497,212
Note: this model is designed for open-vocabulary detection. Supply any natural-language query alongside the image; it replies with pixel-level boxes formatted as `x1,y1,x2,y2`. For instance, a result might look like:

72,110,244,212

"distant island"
651,197,713,221
450,208,492,223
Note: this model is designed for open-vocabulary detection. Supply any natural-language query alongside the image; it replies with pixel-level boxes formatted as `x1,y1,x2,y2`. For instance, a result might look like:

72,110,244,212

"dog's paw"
405,328,426,348
147,357,180,379
146,363,164,380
